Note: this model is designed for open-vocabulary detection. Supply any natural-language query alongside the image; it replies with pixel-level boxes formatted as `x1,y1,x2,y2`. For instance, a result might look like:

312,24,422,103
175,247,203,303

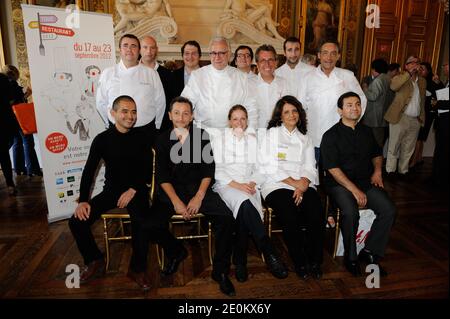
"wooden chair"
101,148,156,271
156,213,213,270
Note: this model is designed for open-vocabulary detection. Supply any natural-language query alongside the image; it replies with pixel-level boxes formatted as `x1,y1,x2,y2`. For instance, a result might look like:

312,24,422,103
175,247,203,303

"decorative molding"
118,15,178,43
217,18,284,50
12,0,29,71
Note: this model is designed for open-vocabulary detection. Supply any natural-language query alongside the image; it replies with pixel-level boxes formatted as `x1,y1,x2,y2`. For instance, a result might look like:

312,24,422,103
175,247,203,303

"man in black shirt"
320,92,396,277
154,96,236,297
69,95,185,291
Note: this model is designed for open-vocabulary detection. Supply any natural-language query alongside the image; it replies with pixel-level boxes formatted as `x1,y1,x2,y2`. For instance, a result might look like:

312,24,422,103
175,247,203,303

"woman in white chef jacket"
212,105,288,282
259,95,324,280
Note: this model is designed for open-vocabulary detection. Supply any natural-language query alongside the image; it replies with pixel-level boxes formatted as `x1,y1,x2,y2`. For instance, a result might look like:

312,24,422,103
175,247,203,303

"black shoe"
162,246,188,276
310,263,323,280
358,249,388,277
264,254,288,279
295,265,309,280
80,259,105,283
212,272,236,297
127,270,151,291
344,258,362,277
234,264,248,283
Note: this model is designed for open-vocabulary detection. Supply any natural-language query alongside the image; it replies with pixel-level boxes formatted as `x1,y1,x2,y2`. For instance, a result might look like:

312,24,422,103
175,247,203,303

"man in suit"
172,40,202,98
140,35,174,132
384,56,427,175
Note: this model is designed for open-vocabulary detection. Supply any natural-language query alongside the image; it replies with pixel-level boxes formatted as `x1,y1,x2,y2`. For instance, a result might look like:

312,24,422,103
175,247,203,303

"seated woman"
259,95,324,280
212,105,288,282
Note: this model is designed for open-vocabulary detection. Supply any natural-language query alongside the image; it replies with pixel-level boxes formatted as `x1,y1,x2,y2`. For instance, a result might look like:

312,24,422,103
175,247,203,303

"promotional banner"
22,4,115,222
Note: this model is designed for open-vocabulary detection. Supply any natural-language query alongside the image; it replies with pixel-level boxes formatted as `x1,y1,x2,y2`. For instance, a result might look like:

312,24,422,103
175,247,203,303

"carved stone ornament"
217,0,285,50
114,0,178,44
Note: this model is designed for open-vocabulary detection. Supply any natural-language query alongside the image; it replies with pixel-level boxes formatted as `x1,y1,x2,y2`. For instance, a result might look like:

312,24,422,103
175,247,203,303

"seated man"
320,92,396,277
69,95,185,291
154,96,236,297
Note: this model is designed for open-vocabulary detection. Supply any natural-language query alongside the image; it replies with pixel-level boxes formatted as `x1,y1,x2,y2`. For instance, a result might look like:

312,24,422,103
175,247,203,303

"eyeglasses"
237,53,251,59
209,51,228,57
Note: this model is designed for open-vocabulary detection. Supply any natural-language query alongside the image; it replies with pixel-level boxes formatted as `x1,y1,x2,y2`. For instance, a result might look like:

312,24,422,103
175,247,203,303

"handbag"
336,209,376,256
12,102,37,135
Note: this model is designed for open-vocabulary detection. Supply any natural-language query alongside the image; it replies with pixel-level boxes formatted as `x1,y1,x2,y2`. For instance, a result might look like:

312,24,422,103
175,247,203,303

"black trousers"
432,112,449,187
265,187,324,267
153,189,235,275
232,200,273,266
328,185,396,260
68,188,182,273
0,135,14,187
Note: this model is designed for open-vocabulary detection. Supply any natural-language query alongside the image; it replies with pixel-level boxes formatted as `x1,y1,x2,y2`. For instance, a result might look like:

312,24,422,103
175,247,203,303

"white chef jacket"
211,128,264,219
255,74,288,128
275,61,314,98
297,66,367,147
181,65,258,129
96,60,166,128
258,125,318,199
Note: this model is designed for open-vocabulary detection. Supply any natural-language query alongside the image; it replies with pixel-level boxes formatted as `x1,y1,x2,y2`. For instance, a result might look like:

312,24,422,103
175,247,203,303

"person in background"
361,58,393,148
172,40,202,98
409,62,441,169
140,35,174,132
1,64,41,178
231,45,257,81
0,72,18,195
301,53,317,66
384,56,426,176
431,61,449,188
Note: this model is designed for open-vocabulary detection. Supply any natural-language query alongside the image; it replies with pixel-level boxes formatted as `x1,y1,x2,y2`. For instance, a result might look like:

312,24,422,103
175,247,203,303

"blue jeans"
12,130,40,175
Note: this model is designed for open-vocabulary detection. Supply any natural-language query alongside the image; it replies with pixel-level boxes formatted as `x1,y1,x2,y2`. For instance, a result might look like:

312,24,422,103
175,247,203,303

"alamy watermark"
65,263,80,288
366,4,380,29
365,264,381,289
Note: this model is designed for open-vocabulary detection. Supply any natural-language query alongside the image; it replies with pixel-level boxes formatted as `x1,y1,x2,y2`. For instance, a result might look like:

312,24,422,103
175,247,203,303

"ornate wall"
3,0,447,79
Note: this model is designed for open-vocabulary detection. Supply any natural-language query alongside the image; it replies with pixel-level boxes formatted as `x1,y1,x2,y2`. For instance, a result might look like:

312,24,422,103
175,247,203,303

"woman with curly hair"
259,95,324,280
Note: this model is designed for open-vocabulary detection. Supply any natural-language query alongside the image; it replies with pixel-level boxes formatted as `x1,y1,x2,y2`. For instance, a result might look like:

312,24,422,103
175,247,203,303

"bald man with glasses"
181,36,257,130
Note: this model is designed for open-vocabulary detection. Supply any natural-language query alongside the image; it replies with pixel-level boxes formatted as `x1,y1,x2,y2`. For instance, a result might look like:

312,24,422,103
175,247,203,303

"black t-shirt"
320,120,382,191
155,125,215,202
79,126,152,202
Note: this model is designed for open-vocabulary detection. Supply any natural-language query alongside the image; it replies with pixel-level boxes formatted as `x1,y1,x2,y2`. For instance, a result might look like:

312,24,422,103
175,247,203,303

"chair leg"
268,208,273,238
156,244,164,270
103,218,110,271
333,208,341,259
208,222,213,265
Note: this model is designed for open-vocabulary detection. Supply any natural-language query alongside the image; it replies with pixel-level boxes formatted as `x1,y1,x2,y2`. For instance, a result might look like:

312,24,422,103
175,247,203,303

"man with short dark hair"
69,95,185,291
96,33,165,140
172,40,202,98
275,36,314,97
254,44,288,128
321,91,396,277
361,58,394,148
154,96,236,296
